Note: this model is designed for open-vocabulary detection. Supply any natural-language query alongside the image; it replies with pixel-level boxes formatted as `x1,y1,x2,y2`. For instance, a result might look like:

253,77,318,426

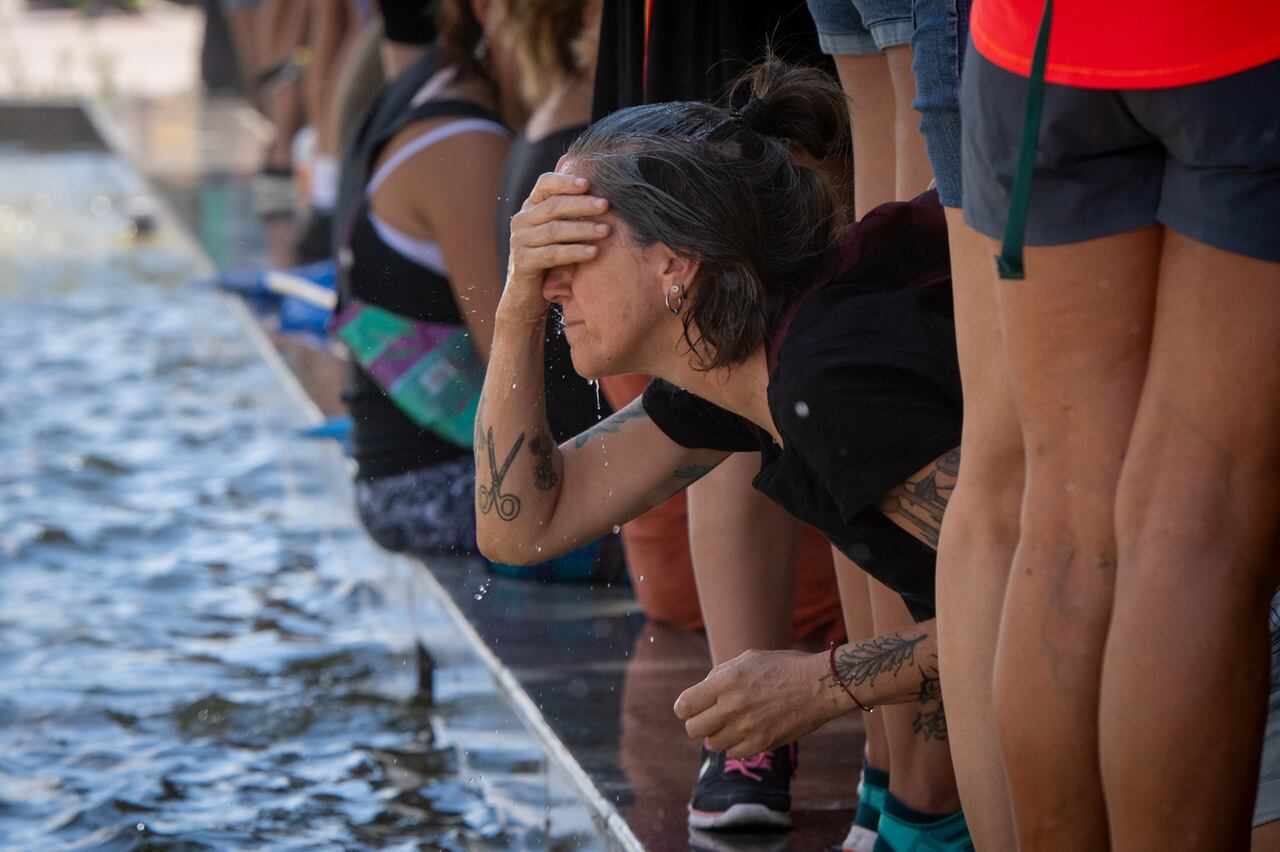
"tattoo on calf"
824,633,926,690
572,404,648,449
913,705,948,741
528,431,558,491
916,665,942,704
912,653,948,742
878,448,960,548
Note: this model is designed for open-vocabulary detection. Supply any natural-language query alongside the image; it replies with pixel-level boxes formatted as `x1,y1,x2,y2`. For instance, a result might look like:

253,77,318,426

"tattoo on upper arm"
672,463,717,484
528,430,558,491
572,404,649,449
478,426,524,521
823,633,926,690
878,448,960,549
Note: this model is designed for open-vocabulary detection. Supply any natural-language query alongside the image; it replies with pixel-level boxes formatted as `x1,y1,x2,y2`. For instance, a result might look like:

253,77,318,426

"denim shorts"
908,0,971,207
962,48,1280,262
806,0,914,55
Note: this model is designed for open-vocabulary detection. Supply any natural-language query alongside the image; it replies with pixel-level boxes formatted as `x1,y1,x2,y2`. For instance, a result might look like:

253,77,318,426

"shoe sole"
688,803,792,830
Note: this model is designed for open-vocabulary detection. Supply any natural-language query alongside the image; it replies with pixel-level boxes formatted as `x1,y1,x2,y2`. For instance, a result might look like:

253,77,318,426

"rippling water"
0,151,600,851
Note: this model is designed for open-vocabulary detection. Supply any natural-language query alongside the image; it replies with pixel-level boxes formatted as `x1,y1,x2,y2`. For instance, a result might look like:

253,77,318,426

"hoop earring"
664,284,684,316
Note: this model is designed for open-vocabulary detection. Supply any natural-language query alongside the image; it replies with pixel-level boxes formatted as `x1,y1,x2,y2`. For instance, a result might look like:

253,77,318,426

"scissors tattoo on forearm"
478,426,524,521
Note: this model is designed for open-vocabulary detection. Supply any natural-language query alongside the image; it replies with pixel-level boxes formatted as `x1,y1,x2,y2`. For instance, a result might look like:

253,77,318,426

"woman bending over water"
476,60,971,842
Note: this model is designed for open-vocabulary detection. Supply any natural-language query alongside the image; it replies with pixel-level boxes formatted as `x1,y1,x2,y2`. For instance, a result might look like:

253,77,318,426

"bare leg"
256,0,310,171
994,227,1163,850
834,550,890,772
868,580,960,814
883,44,933,201
223,6,262,106
687,452,798,664
1255,821,1280,851
304,0,355,163
933,207,1019,849
832,53,896,219
1102,232,1280,849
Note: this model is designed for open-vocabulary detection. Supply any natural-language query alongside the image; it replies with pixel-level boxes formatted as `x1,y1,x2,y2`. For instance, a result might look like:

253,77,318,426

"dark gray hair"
566,59,851,369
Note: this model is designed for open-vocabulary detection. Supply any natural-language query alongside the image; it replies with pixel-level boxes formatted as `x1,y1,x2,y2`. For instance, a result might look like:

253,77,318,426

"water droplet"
794,400,810,418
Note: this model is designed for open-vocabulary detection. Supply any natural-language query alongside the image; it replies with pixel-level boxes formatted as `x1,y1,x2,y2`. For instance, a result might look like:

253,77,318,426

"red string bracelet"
829,642,873,713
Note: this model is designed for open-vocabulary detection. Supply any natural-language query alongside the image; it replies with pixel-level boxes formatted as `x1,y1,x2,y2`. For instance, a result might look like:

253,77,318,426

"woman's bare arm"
876,448,960,549
475,318,726,563
674,615,942,758
370,119,511,362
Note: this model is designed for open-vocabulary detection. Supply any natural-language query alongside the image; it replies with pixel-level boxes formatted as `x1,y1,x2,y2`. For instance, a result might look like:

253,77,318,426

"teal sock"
872,791,973,852
855,765,889,830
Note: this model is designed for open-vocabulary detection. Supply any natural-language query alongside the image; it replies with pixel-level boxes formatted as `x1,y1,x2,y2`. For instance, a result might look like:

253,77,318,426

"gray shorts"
961,47,1280,263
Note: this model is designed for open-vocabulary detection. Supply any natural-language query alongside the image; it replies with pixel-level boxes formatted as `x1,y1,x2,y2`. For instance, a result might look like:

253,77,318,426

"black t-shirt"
641,196,960,620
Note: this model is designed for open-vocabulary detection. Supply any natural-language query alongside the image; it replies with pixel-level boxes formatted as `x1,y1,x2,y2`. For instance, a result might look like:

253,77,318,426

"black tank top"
338,64,504,479
494,125,609,443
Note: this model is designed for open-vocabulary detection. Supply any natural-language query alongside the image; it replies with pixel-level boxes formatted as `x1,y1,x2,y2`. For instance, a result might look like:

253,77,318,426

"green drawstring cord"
996,0,1054,280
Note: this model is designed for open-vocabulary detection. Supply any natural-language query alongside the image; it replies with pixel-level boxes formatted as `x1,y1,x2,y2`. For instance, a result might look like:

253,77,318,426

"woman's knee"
1115,449,1280,606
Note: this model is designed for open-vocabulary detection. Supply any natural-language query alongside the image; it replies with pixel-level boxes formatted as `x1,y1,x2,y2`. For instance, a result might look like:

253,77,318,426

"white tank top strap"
367,211,449,277
365,117,510,196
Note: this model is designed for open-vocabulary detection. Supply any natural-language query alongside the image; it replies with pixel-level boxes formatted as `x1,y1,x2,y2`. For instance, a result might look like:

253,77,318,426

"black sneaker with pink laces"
687,742,796,831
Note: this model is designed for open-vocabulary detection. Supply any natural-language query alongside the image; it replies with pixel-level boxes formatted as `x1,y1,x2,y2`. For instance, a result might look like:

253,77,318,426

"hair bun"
735,95,780,138
730,54,851,163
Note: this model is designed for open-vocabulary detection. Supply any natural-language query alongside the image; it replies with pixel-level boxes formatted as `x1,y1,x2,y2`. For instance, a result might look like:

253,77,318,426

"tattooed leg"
912,655,947,742
865,582,960,814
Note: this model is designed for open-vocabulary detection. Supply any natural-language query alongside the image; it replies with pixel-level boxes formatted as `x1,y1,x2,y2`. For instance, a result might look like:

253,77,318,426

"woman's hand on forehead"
522,167,598,210
519,172,610,225
500,171,613,323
